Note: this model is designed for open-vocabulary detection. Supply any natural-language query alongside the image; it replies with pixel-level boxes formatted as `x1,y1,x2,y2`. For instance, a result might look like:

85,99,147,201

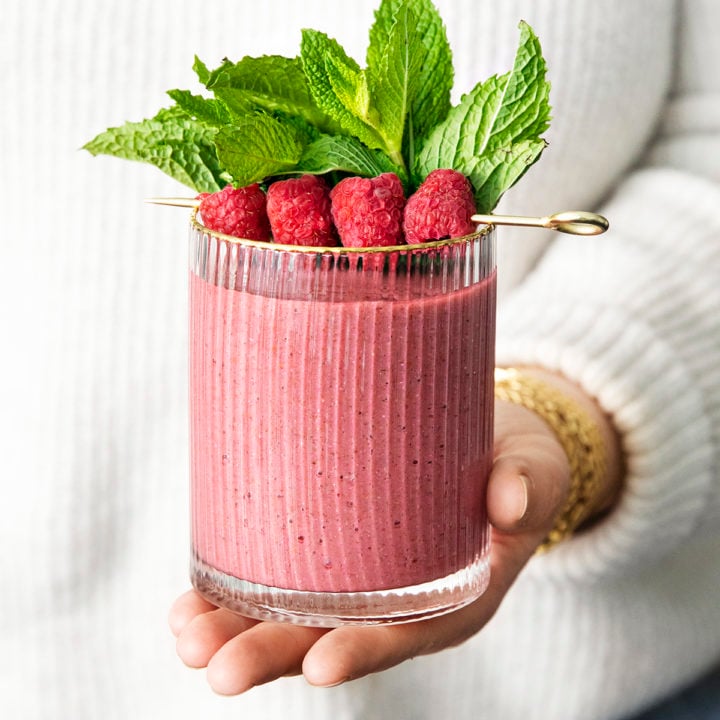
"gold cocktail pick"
146,198,608,236
471,210,608,236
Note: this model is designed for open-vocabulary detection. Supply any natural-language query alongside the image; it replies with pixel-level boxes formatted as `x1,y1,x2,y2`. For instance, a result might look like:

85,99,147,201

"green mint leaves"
214,115,306,184
414,20,551,212
206,55,339,133
367,0,453,165
84,1,551,213
300,30,387,154
83,107,226,193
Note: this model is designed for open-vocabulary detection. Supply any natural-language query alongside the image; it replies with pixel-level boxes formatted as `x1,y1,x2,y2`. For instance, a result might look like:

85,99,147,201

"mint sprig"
84,1,551,213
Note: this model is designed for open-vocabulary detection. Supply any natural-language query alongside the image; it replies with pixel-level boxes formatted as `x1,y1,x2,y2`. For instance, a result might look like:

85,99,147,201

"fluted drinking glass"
188,215,496,626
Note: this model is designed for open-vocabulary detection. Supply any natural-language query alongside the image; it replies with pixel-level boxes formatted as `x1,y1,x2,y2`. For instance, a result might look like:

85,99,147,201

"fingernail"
509,474,529,524
314,676,350,688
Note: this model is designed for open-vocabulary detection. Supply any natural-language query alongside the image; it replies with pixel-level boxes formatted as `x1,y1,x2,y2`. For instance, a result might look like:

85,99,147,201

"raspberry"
330,173,405,248
266,175,337,246
197,183,271,241
403,169,477,244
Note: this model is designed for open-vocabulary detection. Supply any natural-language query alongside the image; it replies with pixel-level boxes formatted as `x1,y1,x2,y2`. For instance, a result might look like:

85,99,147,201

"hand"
169,372,622,695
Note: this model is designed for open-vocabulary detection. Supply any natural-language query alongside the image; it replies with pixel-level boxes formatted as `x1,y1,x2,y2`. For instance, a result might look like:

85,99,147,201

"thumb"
486,435,570,535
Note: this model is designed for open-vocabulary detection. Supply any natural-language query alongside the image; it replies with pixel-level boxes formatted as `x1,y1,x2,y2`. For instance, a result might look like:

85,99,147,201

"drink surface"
189,259,496,594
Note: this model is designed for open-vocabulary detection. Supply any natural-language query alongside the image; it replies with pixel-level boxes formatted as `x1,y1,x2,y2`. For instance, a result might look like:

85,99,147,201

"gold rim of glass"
191,209,493,255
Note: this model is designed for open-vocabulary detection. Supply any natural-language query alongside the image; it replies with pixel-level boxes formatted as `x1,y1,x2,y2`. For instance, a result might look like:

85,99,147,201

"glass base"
191,552,491,627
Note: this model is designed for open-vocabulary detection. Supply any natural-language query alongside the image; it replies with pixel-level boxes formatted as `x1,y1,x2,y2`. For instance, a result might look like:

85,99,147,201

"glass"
188,215,496,626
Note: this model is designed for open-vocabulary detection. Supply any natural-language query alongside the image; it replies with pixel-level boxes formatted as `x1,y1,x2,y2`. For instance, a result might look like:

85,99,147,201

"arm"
496,170,720,580
494,0,720,579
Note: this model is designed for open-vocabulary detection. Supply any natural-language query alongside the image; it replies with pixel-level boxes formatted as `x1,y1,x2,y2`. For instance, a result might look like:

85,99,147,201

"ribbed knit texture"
1,1,719,719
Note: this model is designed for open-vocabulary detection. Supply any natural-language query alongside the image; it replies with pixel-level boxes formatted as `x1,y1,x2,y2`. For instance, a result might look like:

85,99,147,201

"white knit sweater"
1,1,719,719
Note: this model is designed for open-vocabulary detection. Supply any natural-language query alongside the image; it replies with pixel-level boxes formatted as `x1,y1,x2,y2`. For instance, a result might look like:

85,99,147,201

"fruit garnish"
196,184,270,240
84,0,551,221
403,169,477,244
330,173,405,247
266,174,337,247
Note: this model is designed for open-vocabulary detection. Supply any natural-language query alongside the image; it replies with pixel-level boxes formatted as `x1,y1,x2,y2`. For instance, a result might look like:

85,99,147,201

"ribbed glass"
188,218,496,626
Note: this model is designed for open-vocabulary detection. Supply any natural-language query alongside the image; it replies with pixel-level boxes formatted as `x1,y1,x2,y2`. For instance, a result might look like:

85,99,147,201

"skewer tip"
145,197,200,208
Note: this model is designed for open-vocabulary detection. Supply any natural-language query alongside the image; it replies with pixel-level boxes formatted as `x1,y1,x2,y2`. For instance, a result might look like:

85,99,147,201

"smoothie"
189,227,496,619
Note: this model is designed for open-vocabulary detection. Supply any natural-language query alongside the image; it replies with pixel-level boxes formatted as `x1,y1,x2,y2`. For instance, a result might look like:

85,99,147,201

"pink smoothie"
189,252,495,594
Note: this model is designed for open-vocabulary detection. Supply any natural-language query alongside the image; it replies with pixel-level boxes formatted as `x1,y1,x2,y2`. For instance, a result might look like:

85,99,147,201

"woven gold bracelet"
494,367,607,553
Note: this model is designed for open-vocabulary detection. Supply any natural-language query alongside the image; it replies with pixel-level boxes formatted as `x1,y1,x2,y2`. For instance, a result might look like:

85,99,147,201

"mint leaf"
368,0,453,147
206,55,337,132
366,2,424,168
83,107,224,193
292,135,402,178
301,29,385,152
468,138,547,213
168,89,233,128
193,55,212,86
414,21,551,211
214,114,305,186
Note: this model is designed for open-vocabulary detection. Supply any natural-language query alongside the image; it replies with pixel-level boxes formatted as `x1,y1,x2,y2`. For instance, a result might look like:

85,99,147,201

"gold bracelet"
494,367,607,553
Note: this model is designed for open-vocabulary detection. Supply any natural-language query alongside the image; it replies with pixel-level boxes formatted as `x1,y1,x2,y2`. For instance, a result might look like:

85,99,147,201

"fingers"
170,591,505,694
302,623,412,687
302,525,533,687
171,592,329,694
176,606,260,669
168,589,218,636
205,623,328,695
302,616,468,687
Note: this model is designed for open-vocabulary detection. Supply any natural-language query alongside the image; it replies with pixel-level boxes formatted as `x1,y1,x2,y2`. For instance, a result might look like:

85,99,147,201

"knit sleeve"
497,166,720,580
